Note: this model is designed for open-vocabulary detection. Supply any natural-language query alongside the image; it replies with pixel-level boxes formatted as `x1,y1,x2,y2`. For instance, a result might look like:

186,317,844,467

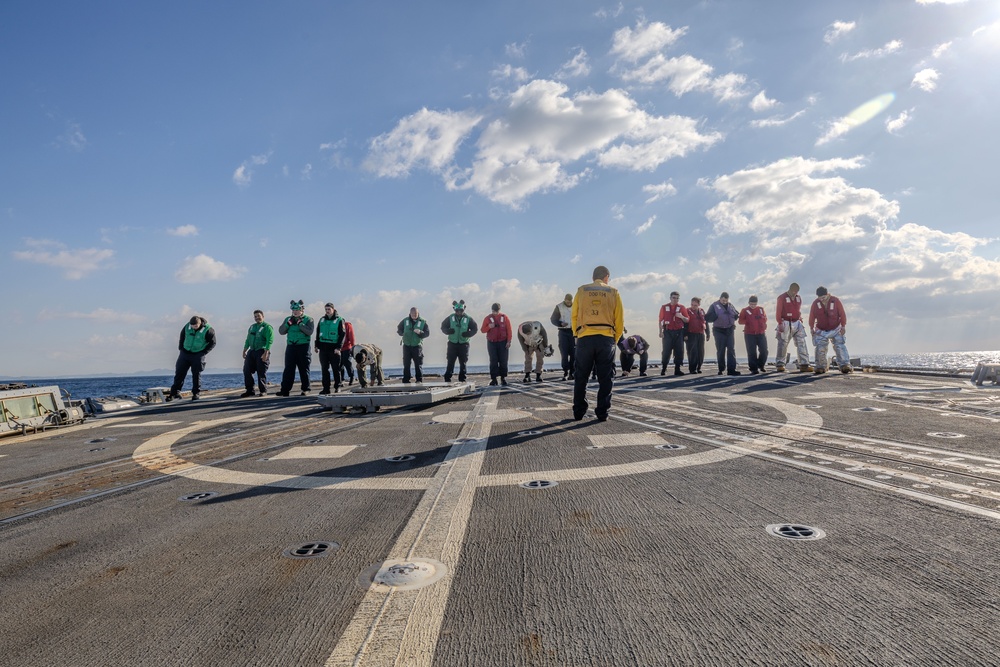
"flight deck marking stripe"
513,383,1000,519
132,412,433,491
325,391,496,667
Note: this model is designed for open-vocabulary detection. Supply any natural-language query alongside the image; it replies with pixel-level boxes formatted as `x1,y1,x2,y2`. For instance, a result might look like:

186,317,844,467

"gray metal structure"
315,381,476,413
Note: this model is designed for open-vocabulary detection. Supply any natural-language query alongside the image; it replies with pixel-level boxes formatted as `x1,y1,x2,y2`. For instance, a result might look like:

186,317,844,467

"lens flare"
847,92,896,126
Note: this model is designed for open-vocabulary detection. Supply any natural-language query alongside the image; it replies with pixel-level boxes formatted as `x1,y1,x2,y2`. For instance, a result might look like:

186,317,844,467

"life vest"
660,303,688,331
317,316,343,344
447,315,472,344
401,318,427,346
183,323,210,353
555,303,572,329
484,314,510,342
687,308,706,334
572,282,621,339
810,297,846,331
284,316,312,345
739,306,768,335
777,293,802,322
245,322,272,351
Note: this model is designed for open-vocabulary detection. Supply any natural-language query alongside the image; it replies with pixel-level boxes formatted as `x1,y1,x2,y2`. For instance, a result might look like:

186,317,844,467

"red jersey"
342,321,356,350
809,296,847,331
738,306,768,335
687,307,706,334
659,303,689,331
775,292,803,322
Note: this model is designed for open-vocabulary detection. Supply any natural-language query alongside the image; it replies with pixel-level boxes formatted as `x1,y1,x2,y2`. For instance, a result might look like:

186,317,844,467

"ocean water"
6,352,1000,400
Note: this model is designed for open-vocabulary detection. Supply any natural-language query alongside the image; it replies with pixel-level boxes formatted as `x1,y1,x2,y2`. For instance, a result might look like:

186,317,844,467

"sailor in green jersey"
240,309,273,397
440,299,478,383
396,307,430,383
168,315,217,401
315,302,346,394
277,299,315,396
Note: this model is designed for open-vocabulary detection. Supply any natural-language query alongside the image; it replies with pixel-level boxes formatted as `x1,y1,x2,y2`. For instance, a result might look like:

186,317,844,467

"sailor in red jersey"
658,291,689,376
481,302,513,386
738,296,769,374
774,282,812,373
809,286,852,374
685,297,708,374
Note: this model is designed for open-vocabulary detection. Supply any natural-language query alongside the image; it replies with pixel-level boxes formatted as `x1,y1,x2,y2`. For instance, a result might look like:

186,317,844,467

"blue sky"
4,0,999,377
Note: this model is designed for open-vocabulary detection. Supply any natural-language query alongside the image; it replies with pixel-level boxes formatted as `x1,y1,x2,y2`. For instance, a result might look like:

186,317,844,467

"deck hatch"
520,480,558,490
766,524,826,541
178,491,219,501
283,541,340,559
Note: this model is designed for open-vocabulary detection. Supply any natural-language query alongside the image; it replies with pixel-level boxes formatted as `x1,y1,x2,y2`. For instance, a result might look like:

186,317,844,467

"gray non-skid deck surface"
1,374,999,666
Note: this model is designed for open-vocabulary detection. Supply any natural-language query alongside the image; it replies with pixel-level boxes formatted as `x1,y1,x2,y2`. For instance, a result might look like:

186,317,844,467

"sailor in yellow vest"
168,315,217,401
571,266,623,422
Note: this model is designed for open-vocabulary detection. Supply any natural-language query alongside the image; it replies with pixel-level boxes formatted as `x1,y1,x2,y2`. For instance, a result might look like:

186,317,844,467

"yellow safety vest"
571,281,623,340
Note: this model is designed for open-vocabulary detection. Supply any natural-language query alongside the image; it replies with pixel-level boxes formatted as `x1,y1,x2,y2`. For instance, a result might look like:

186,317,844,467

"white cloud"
643,181,677,203
594,3,624,19
615,271,681,290
447,80,720,207
610,22,687,62
167,224,199,237
912,68,940,92
932,42,952,58
841,40,903,62
916,0,968,4
41,308,147,324
750,110,807,128
492,64,531,82
634,216,655,235
556,48,590,79
885,109,913,134
13,243,114,279
86,330,167,350
232,153,270,188
505,41,528,59
570,254,582,264
824,21,856,44
301,163,312,180
174,254,246,283
749,91,778,112
618,53,750,101
704,156,899,251
57,121,88,151
364,108,483,178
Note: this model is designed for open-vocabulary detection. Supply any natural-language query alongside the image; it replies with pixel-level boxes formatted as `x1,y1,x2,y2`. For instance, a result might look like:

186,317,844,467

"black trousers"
620,350,648,375
573,335,615,419
317,344,342,391
558,328,575,374
744,333,768,372
661,330,685,371
444,342,470,381
402,345,424,382
281,343,311,393
171,351,206,395
340,353,354,382
243,349,269,393
487,340,509,379
713,327,737,373
686,334,705,373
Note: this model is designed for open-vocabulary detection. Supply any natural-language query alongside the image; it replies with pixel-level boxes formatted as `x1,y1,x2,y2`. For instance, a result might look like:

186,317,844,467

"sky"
3,0,1000,377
